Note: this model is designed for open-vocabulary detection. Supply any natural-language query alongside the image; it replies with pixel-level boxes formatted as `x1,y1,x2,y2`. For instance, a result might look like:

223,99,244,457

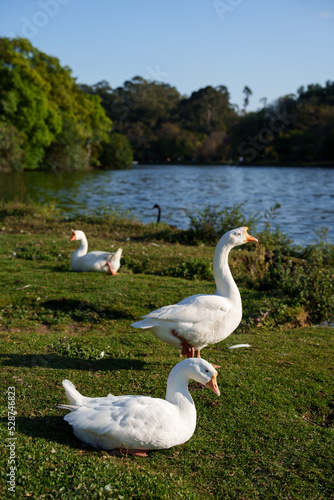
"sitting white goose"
70,230,122,275
58,358,220,456
131,227,258,358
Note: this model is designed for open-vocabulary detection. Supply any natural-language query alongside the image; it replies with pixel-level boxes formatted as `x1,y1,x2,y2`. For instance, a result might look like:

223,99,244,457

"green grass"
0,202,333,499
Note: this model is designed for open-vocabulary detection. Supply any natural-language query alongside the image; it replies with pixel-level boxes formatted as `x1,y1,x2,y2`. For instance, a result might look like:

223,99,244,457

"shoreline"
1,161,333,174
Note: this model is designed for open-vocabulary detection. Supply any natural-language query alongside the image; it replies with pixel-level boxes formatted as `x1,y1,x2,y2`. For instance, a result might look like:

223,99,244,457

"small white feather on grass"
228,344,252,349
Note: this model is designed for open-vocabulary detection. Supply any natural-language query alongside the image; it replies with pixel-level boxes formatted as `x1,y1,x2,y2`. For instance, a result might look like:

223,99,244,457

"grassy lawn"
0,203,333,499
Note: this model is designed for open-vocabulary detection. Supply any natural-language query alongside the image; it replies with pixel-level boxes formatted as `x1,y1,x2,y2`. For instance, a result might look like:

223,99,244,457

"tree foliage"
0,37,112,170
231,82,334,163
84,78,238,163
85,77,334,165
99,132,133,169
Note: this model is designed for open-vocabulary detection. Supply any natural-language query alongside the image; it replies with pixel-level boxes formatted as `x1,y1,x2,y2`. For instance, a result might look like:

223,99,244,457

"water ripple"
0,165,333,246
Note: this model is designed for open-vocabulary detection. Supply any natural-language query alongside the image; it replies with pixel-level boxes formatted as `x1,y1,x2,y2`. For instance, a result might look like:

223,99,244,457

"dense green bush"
259,256,334,324
185,202,260,244
254,207,334,325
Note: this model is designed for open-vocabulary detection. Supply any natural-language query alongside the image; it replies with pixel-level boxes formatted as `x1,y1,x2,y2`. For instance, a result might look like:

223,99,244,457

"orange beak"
70,232,76,242
206,373,220,396
244,227,258,243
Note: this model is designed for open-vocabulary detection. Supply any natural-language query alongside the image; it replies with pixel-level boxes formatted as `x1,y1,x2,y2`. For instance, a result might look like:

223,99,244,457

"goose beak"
206,373,220,396
70,231,76,241
244,227,258,243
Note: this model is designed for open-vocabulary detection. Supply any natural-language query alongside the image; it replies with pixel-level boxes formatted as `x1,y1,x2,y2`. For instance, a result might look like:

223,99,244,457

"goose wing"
64,395,183,450
135,293,230,328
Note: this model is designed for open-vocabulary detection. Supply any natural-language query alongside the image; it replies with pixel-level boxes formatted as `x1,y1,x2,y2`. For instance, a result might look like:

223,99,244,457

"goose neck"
213,242,240,302
165,366,194,410
75,237,88,257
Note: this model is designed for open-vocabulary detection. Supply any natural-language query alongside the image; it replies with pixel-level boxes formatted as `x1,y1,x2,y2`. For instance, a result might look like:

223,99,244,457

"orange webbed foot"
106,262,118,275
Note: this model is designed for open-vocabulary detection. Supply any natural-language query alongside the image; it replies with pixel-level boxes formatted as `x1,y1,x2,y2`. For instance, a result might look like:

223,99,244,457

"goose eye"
237,232,241,236
205,369,209,373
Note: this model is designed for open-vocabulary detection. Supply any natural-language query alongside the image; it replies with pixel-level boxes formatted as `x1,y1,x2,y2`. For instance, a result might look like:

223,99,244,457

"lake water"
0,164,333,246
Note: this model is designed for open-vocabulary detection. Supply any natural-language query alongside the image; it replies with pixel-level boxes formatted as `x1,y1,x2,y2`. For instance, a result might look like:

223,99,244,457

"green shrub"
299,226,334,266
185,202,260,244
259,257,334,324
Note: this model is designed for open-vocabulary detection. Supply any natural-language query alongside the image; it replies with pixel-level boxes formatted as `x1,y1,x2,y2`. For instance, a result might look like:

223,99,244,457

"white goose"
131,227,258,358
58,358,220,456
70,230,122,275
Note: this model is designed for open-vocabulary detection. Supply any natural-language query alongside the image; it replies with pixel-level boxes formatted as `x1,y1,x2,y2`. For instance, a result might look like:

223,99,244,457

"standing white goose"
131,227,258,358
70,230,122,275
58,358,220,457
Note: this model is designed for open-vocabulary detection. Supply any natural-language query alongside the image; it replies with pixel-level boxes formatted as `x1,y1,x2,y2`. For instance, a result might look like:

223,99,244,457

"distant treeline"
1,37,333,171
83,78,334,166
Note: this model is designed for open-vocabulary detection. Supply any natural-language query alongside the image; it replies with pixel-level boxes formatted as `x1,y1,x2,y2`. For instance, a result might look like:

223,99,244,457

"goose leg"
171,329,195,358
106,262,118,275
181,339,195,358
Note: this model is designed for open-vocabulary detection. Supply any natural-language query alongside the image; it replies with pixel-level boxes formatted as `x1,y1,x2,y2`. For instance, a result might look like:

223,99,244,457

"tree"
0,122,25,171
177,85,236,134
0,38,61,169
0,37,112,170
230,81,334,163
99,132,133,169
82,75,334,165
198,131,228,162
242,86,252,112
152,123,199,163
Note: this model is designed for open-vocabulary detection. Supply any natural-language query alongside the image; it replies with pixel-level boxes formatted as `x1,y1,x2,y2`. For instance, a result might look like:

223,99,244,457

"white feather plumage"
58,358,220,454
70,230,122,274
131,227,258,356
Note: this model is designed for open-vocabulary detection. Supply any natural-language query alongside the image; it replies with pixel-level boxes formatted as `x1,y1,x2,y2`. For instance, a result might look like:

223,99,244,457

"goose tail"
61,379,85,405
113,248,123,259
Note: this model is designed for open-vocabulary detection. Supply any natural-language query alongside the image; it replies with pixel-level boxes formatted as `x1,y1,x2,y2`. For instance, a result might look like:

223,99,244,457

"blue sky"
1,0,333,111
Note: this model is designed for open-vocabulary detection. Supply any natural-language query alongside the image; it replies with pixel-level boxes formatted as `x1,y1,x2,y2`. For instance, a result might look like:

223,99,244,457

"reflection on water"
1,165,333,245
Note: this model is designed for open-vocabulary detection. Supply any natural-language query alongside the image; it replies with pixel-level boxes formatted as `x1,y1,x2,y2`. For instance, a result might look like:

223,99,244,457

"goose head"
70,230,86,242
223,226,258,247
177,358,220,396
